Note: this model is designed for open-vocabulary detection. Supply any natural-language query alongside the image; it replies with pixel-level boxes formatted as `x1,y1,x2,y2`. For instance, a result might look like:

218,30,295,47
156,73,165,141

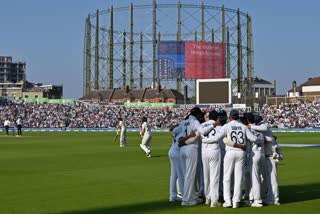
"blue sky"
1,0,320,98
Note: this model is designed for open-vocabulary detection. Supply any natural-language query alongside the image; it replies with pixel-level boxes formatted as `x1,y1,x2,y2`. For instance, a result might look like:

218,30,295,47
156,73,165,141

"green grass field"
0,131,319,214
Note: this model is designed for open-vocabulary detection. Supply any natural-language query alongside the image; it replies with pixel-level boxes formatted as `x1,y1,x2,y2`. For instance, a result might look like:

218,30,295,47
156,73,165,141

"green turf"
0,131,319,214
273,132,320,144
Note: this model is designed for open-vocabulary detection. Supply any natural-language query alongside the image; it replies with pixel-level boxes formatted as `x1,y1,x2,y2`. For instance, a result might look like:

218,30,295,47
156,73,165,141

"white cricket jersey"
141,122,152,136
202,124,221,150
119,121,126,129
4,120,10,126
170,121,185,151
250,122,274,155
248,128,265,153
16,118,22,125
205,120,261,151
182,115,200,147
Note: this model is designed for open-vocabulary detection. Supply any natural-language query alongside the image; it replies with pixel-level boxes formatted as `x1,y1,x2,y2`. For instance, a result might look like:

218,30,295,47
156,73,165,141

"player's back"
185,115,200,135
223,120,250,151
202,124,221,150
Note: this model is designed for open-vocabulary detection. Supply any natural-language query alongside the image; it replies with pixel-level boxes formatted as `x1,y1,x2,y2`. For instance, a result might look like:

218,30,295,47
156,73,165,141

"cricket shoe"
232,202,240,208
244,200,252,207
265,201,280,206
169,197,182,202
181,198,203,206
223,202,232,208
205,198,211,205
146,150,152,157
210,201,221,208
251,202,263,207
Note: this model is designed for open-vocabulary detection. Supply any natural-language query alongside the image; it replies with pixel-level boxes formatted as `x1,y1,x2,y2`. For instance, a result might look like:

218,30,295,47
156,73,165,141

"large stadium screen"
157,41,225,80
196,79,231,104
185,42,225,79
157,41,185,80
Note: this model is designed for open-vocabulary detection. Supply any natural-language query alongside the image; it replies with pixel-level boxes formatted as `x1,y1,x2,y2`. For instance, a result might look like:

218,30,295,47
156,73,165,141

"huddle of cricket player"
168,107,283,208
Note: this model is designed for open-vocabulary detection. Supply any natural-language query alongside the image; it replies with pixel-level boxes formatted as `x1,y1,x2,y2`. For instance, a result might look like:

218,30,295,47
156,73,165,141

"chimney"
292,81,296,90
124,85,129,94
157,84,161,93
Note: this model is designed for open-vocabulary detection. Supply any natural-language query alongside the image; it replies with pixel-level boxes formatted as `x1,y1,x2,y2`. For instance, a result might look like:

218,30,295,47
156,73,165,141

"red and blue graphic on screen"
158,41,225,80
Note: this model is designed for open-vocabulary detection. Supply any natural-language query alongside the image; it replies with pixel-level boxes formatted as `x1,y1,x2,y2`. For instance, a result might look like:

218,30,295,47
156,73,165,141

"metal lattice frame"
83,0,254,104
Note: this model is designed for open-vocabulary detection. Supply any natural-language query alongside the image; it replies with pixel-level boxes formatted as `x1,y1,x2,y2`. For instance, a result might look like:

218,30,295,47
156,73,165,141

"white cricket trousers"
140,134,152,154
246,151,265,203
265,157,279,203
202,148,221,203
168,145,184,199
223,150,246,204
180,144,198,204
120,128,127,146
196,142,204,195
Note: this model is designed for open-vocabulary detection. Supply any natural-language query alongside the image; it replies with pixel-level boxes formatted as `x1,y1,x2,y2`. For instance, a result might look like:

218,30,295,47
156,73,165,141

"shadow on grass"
57,183,320,214
280,182,320,204
59,200,181,214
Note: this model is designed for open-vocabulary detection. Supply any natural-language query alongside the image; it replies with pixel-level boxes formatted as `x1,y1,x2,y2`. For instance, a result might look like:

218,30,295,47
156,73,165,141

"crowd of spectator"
0,100,319,129
260,101,320,128
0,101,188,128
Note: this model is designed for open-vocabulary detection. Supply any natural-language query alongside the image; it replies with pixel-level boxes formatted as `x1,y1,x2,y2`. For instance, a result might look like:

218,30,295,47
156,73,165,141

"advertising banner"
157,41,185,80
185,42,225,79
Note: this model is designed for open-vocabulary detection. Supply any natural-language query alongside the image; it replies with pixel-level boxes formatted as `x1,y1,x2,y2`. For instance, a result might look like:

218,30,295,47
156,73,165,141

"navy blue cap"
229,109,239,118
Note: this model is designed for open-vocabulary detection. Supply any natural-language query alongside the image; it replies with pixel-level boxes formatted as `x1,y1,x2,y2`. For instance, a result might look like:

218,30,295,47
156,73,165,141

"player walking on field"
118,118,127,147
4,118,10,136
16,117,23,136
139,116,152,157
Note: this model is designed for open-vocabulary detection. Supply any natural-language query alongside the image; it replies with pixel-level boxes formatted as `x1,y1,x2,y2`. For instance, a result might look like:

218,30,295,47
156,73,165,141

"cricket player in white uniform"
118,118,127,147
249,116,281,205
178,107,214,206
139,117,152,157
4,118,10,136
242,113,265,207
201,110,223,207
168,120,186,202
16,117,23,136
204,109,263,208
